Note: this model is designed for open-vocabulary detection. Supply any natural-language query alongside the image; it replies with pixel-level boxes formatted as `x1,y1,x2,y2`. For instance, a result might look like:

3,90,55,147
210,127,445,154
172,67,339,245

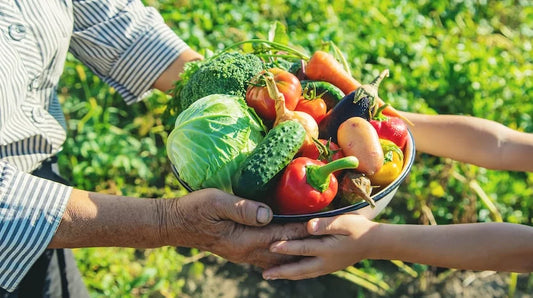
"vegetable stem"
222,39,310,60
263,72,287,118
352,69,389,110
329,42,352,77
306,156,359,192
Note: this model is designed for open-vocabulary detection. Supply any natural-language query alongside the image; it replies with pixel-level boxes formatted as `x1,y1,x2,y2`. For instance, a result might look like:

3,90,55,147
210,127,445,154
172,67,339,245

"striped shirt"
0,0,189,292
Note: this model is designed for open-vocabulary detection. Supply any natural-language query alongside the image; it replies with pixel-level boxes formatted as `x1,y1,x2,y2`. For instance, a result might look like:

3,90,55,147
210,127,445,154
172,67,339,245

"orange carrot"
305,51,361,94
306,50,413,126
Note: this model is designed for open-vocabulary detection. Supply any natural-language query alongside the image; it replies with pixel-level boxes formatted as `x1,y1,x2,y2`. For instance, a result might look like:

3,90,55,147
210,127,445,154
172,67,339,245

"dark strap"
31,156,70,186
56,250,70,298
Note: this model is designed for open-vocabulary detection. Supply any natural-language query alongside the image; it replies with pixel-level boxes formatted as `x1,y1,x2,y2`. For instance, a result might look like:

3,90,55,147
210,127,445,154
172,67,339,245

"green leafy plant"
58,0,532,296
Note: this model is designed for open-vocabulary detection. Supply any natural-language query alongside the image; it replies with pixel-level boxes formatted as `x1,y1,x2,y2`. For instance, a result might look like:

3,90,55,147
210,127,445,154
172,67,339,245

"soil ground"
178,255,532,298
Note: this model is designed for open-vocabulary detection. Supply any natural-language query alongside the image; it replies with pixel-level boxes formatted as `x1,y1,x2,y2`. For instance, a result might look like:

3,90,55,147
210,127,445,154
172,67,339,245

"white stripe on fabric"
0,160,72,291
0,0,188,292
70,2,189,104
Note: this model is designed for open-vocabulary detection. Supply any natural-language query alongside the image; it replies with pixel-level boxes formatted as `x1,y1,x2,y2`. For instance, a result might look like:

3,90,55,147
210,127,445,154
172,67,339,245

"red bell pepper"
275,156,359,215
370,104,408,150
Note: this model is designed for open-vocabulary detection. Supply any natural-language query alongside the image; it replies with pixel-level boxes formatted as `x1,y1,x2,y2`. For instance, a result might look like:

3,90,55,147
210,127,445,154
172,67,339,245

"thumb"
212,192,273,226
307,216,350,236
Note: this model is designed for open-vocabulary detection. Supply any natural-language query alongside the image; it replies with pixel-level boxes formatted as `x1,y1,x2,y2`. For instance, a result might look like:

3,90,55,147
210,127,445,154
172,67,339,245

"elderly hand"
161,188,309,268
50,188,308,269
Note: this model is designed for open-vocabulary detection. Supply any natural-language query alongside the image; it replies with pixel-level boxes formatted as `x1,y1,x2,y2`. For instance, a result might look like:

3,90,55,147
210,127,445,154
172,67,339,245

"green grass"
57,0,533,296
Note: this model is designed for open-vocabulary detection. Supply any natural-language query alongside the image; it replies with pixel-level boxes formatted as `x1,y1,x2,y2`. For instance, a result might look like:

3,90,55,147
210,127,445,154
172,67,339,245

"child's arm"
400,111,533,171
262,214,533,280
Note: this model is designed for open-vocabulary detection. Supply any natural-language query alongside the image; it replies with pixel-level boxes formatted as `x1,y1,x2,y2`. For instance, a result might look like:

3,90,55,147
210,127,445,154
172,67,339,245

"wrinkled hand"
262,213,379,280
160,188,309,268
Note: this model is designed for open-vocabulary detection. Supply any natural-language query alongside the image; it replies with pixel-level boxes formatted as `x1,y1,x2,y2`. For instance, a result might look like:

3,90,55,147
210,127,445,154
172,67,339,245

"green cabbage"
167,94,266,193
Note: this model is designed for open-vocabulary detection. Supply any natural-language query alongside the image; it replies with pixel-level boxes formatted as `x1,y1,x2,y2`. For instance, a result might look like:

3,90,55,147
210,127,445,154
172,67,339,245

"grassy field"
56,0,533,296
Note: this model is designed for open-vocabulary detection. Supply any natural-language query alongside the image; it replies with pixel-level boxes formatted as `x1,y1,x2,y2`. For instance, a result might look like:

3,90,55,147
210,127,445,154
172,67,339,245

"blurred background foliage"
57,0,532,296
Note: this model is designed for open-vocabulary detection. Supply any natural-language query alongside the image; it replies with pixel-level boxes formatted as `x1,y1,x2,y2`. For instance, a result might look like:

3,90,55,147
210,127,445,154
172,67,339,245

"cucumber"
233,120,306,201
300,80,345,110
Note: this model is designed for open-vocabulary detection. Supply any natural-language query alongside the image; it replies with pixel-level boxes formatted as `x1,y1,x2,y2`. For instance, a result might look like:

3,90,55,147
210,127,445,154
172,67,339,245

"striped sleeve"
69,0,190,104
0,160,72,292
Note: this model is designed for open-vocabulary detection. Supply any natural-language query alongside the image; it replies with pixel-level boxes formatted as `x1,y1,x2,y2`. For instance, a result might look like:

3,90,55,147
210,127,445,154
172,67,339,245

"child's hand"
262,213,379,280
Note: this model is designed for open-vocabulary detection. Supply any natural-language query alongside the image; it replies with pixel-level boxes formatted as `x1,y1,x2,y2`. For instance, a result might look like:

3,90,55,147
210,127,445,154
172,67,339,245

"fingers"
269,238,326,257
209,189,273,226
307,216,351,236
262,257,327,280
216,222,309,268
234,222,309,255
240,248,302,269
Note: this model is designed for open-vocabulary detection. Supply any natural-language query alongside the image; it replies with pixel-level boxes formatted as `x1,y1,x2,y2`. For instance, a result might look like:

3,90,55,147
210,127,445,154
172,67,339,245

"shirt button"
8,23,26,41
27,79,39,91
32,79,39,89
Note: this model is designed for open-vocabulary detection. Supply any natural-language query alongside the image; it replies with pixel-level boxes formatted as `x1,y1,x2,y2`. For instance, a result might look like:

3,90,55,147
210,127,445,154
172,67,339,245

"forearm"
49,189,166,248
400,111,533,171
152,48,203,92
368,222,533,272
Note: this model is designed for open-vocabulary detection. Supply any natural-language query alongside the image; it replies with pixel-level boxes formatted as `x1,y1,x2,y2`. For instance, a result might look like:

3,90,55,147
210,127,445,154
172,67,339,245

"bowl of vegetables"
270,129,415,222
166,38,416,223
170,127,415,223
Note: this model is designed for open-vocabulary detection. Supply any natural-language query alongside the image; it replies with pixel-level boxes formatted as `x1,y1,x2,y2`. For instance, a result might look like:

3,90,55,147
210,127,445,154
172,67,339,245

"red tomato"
294,96,327,124
300,139,344,163
245,68,302,121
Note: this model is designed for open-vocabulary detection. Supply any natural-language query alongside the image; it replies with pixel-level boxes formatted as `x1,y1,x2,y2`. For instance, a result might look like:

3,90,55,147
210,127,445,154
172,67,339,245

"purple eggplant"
318,70,389,143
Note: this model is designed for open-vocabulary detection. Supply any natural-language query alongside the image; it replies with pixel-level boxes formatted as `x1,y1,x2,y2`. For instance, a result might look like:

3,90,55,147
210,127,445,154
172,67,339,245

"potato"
337,117,383,175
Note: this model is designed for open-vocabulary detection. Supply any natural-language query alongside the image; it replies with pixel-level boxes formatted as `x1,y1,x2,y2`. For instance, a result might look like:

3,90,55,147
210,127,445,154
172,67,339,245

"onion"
264,73,319,148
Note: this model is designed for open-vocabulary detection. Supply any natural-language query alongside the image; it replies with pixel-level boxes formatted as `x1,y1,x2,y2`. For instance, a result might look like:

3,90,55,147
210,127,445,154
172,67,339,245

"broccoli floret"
178,52,264,112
